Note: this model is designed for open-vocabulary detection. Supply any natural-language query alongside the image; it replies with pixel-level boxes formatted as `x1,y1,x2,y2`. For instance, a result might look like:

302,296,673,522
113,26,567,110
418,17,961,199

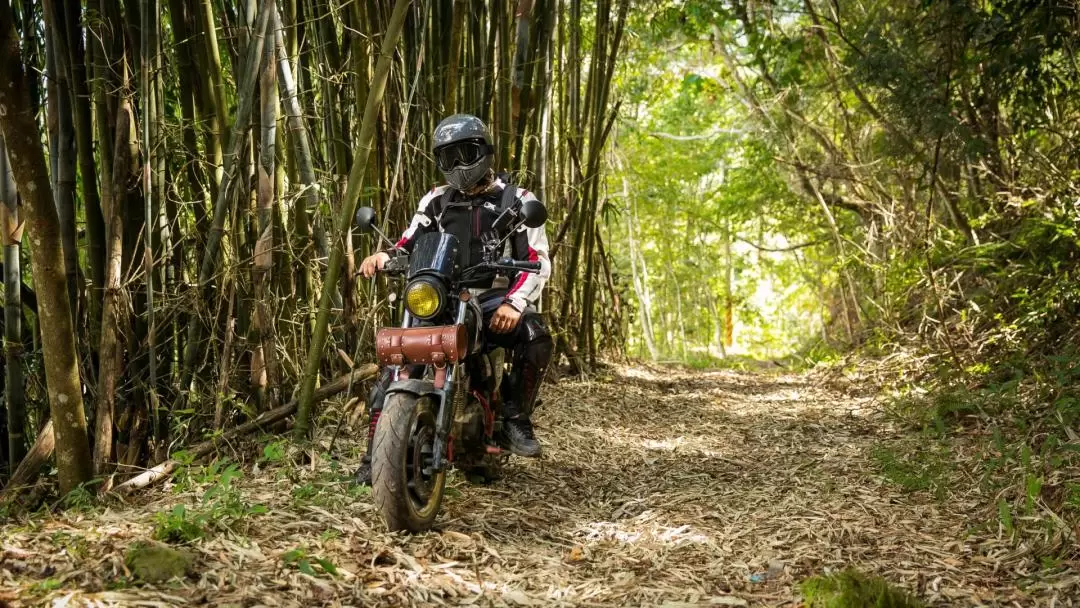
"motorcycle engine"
452,395,485,443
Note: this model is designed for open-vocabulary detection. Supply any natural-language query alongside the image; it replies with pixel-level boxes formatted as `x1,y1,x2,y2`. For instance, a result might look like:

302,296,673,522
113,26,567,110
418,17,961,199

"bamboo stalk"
141,0,162,451
42,0,80,317
177,0,273,403
254,0,281,407
0,137,24,469
274,12,318,317
96,61,140,475
293,0,412,439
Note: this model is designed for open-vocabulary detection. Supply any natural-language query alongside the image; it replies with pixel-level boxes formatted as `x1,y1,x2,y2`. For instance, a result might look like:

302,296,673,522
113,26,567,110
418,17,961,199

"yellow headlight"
405,281,442,318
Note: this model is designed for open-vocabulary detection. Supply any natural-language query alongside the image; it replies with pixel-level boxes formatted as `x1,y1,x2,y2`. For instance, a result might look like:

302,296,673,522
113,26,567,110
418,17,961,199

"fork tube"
432,301,467,470
455,299,467,324
432,363,457,471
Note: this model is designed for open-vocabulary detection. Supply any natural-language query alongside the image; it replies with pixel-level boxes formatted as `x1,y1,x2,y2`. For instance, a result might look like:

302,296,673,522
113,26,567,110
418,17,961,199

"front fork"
396,300,469,473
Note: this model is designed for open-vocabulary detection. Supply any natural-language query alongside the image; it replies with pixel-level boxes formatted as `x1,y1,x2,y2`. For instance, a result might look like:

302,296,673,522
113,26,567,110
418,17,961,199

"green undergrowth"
871,441,953,500
153,455,268,544
153,435,370,544
801,569,924,608
877,351,1080,559
282,546,339,578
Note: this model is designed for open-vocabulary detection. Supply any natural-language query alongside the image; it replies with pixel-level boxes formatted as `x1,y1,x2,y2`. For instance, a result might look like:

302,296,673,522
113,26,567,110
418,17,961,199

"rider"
355,114,553,485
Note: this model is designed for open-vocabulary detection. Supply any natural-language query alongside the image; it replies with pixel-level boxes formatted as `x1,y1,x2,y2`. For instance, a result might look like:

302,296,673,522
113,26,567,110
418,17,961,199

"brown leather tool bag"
376,324,468,367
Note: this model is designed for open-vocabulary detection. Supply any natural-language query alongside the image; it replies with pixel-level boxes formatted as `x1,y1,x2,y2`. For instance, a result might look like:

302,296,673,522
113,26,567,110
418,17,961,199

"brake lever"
354,255,410,278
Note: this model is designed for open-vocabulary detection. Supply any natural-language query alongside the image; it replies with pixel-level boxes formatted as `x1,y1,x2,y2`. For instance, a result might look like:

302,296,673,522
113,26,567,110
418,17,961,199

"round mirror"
521,199,548,228
354,206,377,233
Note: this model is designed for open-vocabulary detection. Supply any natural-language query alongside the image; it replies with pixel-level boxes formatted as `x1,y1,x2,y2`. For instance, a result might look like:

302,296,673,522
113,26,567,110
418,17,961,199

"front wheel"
370,393,447,532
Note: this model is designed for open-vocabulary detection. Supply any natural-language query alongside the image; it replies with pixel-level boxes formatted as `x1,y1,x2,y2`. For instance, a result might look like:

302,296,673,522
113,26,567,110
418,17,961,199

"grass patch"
880,353,1080,560
801,569,924,608
888,384,1010,436
871,442,953,499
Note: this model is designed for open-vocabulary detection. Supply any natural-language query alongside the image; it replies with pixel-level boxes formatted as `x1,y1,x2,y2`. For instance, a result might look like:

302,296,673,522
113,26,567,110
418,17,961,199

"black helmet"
432,114,494,191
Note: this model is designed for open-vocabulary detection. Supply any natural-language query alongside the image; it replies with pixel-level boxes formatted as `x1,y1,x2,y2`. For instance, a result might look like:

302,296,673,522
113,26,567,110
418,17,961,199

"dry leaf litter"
1,366,1077,607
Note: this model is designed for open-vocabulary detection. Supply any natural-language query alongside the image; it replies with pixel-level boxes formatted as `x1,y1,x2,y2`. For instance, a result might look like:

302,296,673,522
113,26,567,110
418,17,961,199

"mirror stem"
365,224,397,250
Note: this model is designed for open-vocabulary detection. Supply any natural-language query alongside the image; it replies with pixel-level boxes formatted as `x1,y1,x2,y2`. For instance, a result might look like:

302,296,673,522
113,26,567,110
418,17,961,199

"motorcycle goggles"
435,140,492,171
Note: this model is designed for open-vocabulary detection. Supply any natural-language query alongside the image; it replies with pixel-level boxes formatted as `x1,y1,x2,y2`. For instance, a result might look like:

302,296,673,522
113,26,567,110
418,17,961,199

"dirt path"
1,366,1072,606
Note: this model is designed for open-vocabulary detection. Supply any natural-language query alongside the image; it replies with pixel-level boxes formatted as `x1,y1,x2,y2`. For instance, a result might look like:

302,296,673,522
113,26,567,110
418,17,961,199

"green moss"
801,570,924,608
124,541,194,583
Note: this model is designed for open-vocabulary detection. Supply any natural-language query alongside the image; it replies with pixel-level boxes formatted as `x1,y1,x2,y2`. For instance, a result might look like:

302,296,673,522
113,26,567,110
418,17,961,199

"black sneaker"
501,416,541,458
354,456,372,486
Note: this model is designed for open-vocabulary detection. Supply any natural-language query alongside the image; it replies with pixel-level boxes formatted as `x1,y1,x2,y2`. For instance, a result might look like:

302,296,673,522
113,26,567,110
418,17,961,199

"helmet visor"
435,141,489,171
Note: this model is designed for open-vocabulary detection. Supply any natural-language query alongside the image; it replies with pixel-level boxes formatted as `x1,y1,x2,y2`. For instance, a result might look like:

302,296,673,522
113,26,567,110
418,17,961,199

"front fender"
385,378,443,402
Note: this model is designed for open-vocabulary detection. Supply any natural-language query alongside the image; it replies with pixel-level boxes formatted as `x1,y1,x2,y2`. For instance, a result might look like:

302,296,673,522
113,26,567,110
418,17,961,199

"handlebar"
364,253,541,279
492,257,542,272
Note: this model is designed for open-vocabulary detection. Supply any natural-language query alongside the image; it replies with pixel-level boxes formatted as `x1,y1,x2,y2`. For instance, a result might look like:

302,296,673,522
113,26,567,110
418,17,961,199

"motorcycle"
353,197,548,532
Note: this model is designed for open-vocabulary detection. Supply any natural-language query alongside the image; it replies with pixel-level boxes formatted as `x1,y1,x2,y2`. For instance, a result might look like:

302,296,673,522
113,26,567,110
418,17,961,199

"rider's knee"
519,311,552,345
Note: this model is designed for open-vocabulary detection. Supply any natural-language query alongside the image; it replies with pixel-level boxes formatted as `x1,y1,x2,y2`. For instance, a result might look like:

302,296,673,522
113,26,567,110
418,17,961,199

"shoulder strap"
435,187,456,217
499,174,517,212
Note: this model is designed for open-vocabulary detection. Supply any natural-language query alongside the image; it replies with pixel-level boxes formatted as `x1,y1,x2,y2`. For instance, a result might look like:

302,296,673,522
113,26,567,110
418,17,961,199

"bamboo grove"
0,0,628,494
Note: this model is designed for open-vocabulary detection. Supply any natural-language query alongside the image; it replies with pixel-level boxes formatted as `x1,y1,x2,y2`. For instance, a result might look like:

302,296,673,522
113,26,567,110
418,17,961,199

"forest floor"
1,365,1077,607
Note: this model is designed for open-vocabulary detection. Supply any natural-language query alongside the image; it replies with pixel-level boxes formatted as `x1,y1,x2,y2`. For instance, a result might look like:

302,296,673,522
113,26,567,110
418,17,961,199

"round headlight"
405,280,442,318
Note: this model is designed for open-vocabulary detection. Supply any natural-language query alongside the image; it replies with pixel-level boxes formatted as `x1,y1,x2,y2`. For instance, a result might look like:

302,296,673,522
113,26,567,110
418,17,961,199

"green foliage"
282,547,338,577
154,505,206,544
880,350,1080,555
610,24,830,361
997,498,1015,538
31,578,63,593
801,569,924,608
261,439,289,464
153,461,267,543
888,384,1006,436
288,467,369,509
872,443,952,499
58,482,100,513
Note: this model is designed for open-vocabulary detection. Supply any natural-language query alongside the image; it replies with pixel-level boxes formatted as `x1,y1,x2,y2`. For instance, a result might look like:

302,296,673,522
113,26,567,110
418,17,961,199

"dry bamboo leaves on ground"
1,366,1077,606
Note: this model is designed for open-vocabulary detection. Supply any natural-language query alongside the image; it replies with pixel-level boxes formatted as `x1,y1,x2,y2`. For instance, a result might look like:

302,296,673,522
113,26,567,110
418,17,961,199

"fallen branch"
647,129,745,141
736,237,826,252
0,420,54,497
113,364,379,495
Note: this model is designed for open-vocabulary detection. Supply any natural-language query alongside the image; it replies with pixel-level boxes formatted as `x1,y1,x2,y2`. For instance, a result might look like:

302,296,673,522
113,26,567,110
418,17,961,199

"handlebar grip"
496,257,542,271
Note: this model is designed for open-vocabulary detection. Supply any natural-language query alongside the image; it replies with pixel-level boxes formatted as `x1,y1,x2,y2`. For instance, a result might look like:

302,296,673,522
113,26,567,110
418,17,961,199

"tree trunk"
723,219,734,351
0,2,93,493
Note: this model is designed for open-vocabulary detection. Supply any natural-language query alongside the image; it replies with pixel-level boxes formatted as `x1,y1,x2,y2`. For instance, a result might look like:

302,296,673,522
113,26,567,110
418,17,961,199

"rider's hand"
360,252,391,278
490,304,522,334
